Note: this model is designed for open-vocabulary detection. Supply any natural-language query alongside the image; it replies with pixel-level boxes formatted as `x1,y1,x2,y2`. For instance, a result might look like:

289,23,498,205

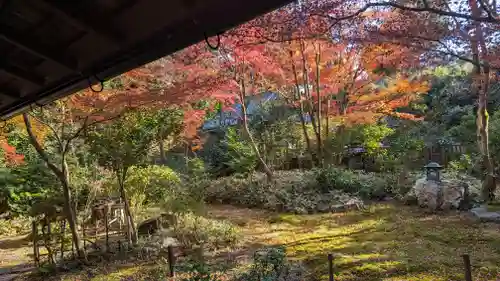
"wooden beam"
34,0,124,43
113,0,140,15
0,62,45,86
0,29,78,71
0,88,21,99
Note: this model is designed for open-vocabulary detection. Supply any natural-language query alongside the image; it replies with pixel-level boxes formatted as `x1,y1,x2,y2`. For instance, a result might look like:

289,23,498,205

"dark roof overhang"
0,0,292,119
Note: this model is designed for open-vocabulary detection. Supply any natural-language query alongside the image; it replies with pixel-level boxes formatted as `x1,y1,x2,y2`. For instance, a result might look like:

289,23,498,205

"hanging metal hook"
204,32,222,50
0,120,7,130
88,74,104,93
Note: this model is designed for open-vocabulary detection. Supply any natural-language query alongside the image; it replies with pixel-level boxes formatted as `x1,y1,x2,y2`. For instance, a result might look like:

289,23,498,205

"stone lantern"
424,162,443,182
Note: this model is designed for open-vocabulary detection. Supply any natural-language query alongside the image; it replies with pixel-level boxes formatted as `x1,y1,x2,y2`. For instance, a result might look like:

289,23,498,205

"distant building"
201,92,310,132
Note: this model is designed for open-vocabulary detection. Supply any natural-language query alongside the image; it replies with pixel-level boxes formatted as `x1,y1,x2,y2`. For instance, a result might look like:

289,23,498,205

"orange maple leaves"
0,137,24,166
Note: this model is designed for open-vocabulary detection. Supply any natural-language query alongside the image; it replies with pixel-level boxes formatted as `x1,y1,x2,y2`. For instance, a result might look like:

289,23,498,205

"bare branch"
477,0,498,19
360,2,499,23
22,113,63,178
27,112,64,151
63,111,128,154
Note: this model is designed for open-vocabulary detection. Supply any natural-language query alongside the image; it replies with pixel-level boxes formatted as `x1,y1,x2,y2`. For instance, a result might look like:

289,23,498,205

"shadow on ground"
0,236,30,251
209,203,500,281
9,203,500,280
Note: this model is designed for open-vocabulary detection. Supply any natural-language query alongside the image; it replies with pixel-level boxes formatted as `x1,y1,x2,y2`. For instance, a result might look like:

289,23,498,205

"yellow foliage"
1,115,49,144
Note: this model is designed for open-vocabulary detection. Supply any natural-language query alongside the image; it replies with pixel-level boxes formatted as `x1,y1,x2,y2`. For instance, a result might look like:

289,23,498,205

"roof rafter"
0,62,45,86
0,87,21,99
34,0,125,44
0,28,78,71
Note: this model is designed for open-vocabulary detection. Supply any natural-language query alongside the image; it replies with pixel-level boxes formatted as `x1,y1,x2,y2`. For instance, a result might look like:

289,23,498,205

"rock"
470,205,487,215
413,178,441,210
316,203,330,213
162,236,180,247
402,193,418,205
330,197,364,213
343,198,364,210
138,213,177,237
470,206,500,223
294,207,308,215
441,180,465,210
330,204,346,213
406,177,478,211
138,217,162,236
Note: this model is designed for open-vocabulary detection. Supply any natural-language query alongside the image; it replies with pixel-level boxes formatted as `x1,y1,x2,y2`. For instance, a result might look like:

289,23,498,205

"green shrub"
160,179,207,216
104,165,183,218
173,212,240,249
176,260,227,281
126,165,181,204
315,166,394,199
171,246,305,281
225,128,258,176
205,168,416,212
448,154,475,174
205,170,362,214
0,216,30,236
185,157,207,177
235,246,305,281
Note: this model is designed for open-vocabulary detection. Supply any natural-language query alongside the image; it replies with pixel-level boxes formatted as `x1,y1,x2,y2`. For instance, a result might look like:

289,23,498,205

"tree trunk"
298,103,313,156
325,98,331,164
469,0,496,201
59,173,82,258
60,220,66,261
477,80,495,201
159,139,166,164
23,113,83,258
239,79,273,181
299,39,321,165
289,50,313,159
333,104,349,166
117,169,138,245
41,219,55,265
314,48,323,167
334,124,346,166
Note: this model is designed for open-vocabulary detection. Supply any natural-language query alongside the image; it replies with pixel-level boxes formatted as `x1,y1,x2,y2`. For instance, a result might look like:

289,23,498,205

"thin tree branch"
27,112,64,151
477,0,497,19
63,111,128,155
355,2,498,23
22,113,63,178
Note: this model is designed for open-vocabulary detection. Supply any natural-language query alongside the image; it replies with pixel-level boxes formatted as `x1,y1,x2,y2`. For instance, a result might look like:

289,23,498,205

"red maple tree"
0,140,24,166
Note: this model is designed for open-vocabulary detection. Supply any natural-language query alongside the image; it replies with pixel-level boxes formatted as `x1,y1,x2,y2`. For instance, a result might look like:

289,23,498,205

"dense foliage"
204,169,416,214
1,2,500,277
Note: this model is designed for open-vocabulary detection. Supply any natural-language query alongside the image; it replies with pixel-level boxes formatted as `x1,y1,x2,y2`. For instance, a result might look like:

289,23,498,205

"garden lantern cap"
0,0,292,120
424,162,443,169
424,161,443,181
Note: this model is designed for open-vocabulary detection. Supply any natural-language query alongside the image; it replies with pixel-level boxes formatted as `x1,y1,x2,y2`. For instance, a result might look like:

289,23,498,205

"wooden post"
32,221,39,267
119,199,123,231
167,245,175,277
46,221,54,264
105,211,109,252
95,219,98,241
462,254,473,281
82,222,86,248
194,245,205,264
441,145,447,166
60,220,66,261
126,215,132,247
328,253,334,281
